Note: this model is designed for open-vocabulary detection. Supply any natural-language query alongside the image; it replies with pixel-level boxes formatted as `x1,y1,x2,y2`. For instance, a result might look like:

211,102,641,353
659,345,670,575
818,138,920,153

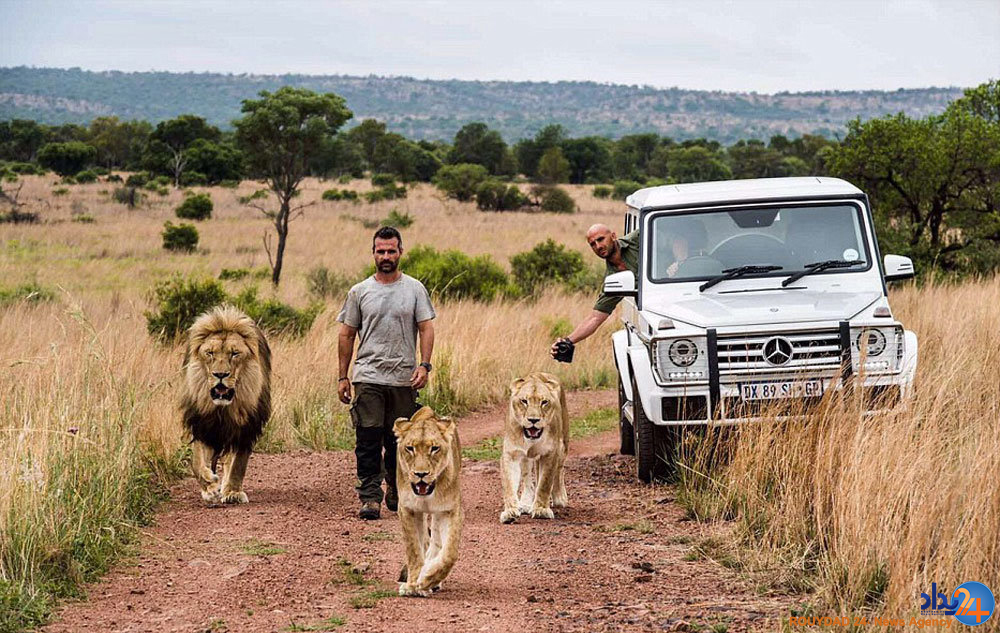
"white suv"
605,177,918,482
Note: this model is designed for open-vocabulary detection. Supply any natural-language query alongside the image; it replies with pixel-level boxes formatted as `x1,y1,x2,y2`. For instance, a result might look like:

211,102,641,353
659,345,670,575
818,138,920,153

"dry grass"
0,177,619,630
678,278,1000,622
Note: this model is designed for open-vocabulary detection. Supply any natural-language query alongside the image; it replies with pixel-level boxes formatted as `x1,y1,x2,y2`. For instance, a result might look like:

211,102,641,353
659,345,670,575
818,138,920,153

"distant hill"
0,66,966,143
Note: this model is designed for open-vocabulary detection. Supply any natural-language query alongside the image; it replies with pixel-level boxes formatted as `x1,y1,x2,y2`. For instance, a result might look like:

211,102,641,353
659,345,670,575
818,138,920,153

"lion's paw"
500,508,520,524
220,490,249,504
517,502,533,515
552,496,568,508
201,488,222,504
530,506,555,520
398,582,430,598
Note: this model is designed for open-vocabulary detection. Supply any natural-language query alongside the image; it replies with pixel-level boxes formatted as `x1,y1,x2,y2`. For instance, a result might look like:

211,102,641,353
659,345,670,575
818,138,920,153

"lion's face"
394,407,455,497
510,376,560,441
197,332,253,406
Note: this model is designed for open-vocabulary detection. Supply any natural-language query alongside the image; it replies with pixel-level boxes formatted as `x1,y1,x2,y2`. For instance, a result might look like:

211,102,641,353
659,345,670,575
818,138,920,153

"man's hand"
550,337,570,359
410,366,429,389
338,379,352,404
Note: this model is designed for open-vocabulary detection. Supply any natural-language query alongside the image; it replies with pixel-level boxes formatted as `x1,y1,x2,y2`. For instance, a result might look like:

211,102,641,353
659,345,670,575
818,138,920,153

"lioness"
500,372,569,524
181,306,272,505
394,406,462,597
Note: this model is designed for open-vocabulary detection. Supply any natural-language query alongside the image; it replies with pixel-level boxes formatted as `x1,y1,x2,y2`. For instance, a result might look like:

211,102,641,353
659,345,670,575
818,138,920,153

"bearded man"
550,224,639,359
337,226,436,520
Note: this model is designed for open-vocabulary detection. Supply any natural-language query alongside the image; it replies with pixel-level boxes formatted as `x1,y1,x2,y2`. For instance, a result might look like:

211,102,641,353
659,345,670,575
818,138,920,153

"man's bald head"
586,224,618,260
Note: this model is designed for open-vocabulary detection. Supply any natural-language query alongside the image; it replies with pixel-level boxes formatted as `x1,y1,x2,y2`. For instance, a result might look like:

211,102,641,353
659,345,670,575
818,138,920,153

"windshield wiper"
699,265,783,292
781,259,865,287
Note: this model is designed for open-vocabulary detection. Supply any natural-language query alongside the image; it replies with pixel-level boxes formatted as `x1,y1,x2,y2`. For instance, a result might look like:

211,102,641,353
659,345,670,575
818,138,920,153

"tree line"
1,80,998,281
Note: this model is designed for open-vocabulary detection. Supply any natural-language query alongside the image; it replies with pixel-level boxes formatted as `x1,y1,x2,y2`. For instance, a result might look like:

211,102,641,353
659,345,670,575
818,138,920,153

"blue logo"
952,582,994,627
921,582,960,616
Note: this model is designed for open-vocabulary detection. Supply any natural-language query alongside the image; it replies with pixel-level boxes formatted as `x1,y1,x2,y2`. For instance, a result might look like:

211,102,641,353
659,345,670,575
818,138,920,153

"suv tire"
618,374,635,455
632,374,669,482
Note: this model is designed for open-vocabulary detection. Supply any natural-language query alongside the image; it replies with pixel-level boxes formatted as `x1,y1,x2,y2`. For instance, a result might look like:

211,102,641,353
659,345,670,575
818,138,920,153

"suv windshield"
647,203,870,283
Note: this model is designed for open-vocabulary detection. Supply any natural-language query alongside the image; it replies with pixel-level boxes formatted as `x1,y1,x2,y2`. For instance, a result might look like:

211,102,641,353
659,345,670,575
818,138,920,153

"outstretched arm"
410,319,435,389
550,310,611,357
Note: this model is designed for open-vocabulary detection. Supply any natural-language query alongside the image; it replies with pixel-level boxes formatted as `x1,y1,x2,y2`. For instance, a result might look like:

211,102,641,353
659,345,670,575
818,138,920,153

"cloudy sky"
1,0,997,93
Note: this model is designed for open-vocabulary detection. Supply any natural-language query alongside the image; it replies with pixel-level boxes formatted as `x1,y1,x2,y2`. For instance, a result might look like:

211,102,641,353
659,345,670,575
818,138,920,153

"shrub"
306,265,356,300
476,180,527,211
218,267,250,281
4,161,46,175
162,222,199,252
52,187,70,196
384,208,413,228
0,210,40,224
37,141,97,176
105,174,123,183
74,169,99,184
364,184,407,203
593,185,613,198
125,172,150,187
337,174,353,184
532,185,576,213
322,188,359,202
613,180,644,200
180,171,208,186
175,193,213,220
232,286,322,337
144,276,228,342
433,163,489,202
395,245,509,302
219,179,241,188
112,186,144,209
72,213,96,224
510,239,585,294
371,173,396,187
0,281,56,308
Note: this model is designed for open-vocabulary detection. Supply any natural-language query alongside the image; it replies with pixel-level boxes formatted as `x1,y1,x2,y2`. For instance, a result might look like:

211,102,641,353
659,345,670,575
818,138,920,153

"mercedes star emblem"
762,336,794,366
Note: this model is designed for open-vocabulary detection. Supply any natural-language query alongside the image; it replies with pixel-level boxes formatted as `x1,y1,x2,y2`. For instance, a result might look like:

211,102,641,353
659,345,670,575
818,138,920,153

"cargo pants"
350,382,421,504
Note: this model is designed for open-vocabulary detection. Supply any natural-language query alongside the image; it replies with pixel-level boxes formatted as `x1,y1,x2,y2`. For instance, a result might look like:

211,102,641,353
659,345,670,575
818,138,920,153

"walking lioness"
500,372,569,524
394,406,462,597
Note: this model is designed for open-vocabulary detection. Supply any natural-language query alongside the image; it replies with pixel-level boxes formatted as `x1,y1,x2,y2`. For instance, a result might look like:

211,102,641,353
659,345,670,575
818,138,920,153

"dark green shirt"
593,230,640,314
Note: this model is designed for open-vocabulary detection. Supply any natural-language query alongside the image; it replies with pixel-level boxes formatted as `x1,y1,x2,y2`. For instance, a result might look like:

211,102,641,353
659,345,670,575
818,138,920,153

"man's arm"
410,319,435,389
550,310,611,357
337,324,358,403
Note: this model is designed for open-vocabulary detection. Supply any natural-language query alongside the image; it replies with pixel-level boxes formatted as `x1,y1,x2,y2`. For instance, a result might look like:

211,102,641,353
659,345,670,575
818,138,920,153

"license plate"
740,380,824,401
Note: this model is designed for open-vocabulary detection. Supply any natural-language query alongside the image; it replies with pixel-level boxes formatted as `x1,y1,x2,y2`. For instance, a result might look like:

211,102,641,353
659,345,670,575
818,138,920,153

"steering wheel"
710,234,786,269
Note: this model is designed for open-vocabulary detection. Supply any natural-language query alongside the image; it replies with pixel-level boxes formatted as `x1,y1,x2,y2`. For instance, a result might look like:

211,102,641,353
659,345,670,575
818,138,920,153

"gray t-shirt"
337,273,436,387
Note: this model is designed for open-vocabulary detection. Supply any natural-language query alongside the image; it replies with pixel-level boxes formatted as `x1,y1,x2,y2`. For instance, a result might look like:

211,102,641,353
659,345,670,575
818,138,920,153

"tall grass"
677,278,1000,622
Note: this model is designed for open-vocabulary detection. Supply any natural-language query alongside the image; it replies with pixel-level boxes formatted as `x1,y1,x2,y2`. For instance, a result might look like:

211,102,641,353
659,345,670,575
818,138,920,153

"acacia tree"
235,87,352,285
149,115,220,186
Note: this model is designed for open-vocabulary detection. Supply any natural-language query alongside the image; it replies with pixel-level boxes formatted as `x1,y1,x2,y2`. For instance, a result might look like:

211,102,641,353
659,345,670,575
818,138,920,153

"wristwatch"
419,362,432,372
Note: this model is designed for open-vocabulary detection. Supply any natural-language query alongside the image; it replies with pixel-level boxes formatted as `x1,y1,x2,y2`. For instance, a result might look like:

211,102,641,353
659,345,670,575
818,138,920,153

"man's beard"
378,260,398,273
600,241,618,261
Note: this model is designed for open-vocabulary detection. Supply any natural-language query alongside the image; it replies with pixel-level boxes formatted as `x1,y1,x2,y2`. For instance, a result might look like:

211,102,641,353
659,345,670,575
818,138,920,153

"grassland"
1,174,997,630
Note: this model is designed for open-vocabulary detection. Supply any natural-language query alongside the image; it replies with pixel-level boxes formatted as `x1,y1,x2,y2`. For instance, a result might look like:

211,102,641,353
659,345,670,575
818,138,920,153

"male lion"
181,306,272,505
500,372,569,524
393,406,462,597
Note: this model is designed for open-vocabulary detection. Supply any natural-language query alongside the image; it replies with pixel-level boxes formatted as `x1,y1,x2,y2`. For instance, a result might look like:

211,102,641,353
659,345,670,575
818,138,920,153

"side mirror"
884,254,915,282
603,270,638,297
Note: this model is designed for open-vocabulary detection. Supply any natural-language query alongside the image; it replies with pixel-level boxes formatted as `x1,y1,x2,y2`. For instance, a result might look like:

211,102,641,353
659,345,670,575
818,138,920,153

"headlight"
668,339,699,367
856,329,886,356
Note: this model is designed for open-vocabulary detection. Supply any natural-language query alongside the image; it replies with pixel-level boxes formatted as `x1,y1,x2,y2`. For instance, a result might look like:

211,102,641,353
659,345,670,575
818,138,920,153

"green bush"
593,185,613,198
476,180,527,211
387,245,509,302
322,188,359,201
3,161,46,175
371,173,396,187
37,141,97,176
337,174,353,184
306,265,357,300
52,187,70,196
364,184,407,203
219,179,241,188
145,276,320,342
180,171,208,186
613,180,644,200
125,172,150,187
433,163,490,202
231,286,322,337
175,193,213,220
533,185,576,213
0,281,56,308
384,208,413,228
105,174,123,183
111,186,144,209
145,276,228,342
74,169,99,184
72,213,96,224
162,222,199,252
510,239,585,294
218,267,250,281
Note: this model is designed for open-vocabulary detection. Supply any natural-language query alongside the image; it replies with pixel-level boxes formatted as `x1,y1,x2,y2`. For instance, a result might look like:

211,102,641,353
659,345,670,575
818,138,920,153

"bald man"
550,224,640,358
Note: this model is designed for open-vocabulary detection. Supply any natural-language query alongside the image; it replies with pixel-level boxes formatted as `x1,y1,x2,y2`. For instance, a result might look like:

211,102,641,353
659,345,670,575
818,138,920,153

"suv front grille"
716,328,842,379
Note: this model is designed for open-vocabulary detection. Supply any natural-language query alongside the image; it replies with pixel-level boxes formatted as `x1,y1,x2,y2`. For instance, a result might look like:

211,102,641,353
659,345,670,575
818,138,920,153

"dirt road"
46,390,793,632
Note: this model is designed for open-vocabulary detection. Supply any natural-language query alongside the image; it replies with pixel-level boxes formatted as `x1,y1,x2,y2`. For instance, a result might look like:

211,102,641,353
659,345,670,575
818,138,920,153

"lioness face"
395,408,454,497
198,332,252,406
510,379,558,441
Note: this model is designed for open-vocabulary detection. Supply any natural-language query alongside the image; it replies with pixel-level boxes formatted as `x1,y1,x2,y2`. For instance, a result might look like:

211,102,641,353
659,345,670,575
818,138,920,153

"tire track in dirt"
45,390,793,633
